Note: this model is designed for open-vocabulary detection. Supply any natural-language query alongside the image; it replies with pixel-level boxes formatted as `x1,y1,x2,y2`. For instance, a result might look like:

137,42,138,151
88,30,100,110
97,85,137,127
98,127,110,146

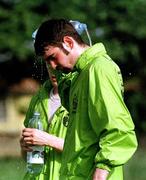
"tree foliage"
0,0,146,134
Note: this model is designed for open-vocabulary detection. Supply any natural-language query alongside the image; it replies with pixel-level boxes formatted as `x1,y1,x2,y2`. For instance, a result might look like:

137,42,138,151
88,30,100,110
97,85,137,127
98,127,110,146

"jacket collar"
75,43,107,72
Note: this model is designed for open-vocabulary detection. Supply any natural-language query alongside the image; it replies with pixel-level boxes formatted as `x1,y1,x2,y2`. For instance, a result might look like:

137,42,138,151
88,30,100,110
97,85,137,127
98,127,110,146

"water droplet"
129,72,132,76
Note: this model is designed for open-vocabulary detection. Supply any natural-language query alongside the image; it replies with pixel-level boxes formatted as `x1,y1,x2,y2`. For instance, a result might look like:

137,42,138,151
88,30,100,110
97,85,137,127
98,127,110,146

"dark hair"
34,19,85,56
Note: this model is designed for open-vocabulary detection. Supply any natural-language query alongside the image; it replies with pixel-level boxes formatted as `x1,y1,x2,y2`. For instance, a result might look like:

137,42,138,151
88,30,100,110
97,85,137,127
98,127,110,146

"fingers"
22,128,34,135
23,137,33,145
21,128,45,146
20,136,33,152
22,128,40,145
21,144,32,152
21,128,35,144
22,128,35,138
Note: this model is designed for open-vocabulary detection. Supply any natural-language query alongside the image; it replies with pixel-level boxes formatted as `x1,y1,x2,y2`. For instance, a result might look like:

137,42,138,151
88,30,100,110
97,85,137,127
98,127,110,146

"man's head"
34,19,89,72
34,19,85,56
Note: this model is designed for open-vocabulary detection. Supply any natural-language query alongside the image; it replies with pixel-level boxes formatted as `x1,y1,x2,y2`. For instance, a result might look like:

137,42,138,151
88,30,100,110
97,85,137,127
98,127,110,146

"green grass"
124,148,146,180
0,148,145,180
0,157,26,180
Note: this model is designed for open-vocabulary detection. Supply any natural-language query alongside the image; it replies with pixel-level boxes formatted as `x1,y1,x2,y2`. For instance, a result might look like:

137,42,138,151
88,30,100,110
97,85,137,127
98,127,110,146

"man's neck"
72,44,90,67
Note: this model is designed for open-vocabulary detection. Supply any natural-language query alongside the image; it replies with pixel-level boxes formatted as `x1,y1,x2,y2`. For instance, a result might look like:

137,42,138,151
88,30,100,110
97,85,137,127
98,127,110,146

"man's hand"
22,128,49,146
93,168,109,180
22,128,64,151
20,136,32,152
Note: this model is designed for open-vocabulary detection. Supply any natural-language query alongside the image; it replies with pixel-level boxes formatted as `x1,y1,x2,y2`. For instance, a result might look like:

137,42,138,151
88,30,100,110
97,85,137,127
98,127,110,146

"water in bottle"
26,112,44,176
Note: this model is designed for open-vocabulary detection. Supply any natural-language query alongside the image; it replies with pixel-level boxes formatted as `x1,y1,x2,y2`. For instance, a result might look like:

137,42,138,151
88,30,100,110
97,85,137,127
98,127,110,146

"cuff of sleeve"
95,163,112,172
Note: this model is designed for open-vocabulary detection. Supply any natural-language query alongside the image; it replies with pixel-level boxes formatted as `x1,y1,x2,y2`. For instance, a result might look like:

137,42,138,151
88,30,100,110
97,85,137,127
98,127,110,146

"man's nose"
49,60,57,70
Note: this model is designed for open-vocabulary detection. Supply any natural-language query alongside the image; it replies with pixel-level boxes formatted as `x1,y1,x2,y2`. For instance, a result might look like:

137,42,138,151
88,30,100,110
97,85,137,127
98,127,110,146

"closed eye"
46,54,56,62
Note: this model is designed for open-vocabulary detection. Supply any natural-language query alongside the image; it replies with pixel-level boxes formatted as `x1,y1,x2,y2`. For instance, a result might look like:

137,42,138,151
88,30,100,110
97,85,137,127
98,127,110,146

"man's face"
47,67,58,88
43,45,74,73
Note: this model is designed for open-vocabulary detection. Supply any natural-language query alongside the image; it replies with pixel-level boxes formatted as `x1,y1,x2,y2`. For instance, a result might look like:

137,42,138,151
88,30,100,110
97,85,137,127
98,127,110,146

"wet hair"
34,19,85,56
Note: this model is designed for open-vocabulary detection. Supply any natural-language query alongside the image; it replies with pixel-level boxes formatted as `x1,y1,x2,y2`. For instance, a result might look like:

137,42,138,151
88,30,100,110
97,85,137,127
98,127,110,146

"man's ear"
62,36,73,51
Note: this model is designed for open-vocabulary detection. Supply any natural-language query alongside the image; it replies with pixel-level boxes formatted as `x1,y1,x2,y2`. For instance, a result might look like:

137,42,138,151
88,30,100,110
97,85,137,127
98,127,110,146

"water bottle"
69,20,87,35
26,112,44,176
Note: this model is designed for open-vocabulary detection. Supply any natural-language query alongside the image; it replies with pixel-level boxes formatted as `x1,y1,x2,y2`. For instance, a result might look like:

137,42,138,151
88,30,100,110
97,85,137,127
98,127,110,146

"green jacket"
60,43,138,180
23,80,69,180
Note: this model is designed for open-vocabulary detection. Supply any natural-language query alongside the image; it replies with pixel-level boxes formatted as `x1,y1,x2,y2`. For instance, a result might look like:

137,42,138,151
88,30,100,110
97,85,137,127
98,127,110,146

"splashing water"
129,72,132,76
32,56,49,84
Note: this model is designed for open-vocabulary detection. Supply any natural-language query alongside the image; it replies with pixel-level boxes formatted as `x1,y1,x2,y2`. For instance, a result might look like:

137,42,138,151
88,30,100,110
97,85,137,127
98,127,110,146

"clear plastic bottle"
26,112,44,176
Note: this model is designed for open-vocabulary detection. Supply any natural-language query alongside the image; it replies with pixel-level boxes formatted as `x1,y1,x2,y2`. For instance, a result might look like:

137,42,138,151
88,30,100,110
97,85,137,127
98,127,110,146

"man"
34,19,138,180
20,69,76,180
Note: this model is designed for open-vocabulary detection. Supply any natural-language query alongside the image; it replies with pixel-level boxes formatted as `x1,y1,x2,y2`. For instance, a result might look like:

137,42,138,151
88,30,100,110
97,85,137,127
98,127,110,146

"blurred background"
0,0,146,179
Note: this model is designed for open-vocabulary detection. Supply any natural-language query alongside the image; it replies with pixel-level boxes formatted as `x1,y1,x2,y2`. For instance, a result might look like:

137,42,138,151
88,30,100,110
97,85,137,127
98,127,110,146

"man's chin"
62,68,72,74
56,66,72,74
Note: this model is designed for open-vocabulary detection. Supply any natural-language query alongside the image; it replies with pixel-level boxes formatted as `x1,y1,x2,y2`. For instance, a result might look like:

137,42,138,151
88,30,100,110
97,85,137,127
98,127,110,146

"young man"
34,19,138,180
20,69,76,180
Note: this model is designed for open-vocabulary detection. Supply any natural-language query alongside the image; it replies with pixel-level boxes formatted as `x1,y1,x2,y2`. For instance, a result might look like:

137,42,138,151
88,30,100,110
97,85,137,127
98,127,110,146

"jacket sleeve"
88,58,138,172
